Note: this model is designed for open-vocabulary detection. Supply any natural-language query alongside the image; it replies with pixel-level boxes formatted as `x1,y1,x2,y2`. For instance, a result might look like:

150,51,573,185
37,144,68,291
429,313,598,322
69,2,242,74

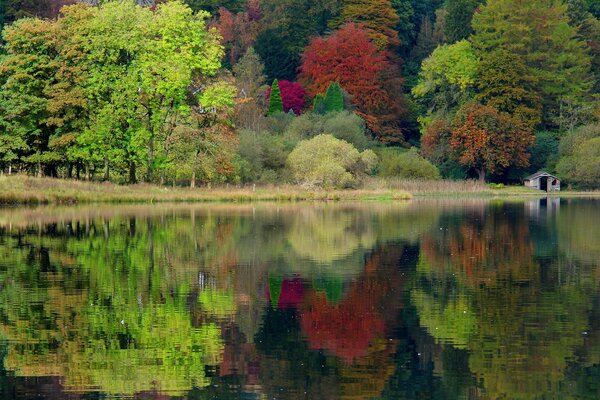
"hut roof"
524,171,559,181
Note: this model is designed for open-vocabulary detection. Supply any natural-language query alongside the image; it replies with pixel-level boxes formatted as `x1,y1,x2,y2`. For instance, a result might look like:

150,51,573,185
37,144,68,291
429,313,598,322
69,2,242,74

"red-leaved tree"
266,80,306,115
299,23,406,143
450,102,535,182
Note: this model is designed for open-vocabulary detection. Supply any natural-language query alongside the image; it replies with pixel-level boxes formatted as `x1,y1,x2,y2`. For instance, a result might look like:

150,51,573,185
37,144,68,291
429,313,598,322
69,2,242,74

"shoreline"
0,175,598,205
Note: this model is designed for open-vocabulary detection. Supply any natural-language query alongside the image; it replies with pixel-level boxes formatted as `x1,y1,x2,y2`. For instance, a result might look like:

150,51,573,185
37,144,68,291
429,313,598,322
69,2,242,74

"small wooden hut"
524,171,561,192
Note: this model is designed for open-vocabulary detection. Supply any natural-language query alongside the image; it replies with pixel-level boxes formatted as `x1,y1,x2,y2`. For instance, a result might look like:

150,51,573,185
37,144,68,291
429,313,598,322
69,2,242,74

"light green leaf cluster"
413,40,478,98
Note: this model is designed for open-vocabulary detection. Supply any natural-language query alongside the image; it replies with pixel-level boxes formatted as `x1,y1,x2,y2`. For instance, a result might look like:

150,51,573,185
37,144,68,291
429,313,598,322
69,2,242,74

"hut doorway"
540,176,549,191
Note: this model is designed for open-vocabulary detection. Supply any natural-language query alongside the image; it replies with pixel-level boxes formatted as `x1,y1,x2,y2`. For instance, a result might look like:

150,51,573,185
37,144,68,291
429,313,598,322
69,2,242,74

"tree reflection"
413,203,600,399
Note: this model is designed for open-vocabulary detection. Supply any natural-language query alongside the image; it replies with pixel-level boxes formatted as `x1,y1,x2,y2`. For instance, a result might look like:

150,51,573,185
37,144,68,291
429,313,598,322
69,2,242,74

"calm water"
0,199,599,399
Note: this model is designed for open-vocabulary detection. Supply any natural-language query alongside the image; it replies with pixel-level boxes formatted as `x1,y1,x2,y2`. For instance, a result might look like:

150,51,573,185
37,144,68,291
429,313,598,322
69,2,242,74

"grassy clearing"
0,175,412,205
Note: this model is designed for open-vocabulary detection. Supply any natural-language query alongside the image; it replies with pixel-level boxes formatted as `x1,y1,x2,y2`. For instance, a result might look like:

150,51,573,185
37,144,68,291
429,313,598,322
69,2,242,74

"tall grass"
364,177,544,196
0,175,411,205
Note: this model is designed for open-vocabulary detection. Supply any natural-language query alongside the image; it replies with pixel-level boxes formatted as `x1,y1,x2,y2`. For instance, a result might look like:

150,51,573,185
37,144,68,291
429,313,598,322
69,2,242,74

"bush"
237,129,292,182
284,111,372,150
377,147,441,180
556,124,600,189
287,135,378,188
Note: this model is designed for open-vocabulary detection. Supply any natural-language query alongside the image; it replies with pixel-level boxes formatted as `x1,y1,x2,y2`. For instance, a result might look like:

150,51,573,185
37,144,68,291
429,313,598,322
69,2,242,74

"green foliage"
471,0,594,128
323,82,345,113
377,147,441,179
184,0,244,13
287,134,378,188
237,129,292,183
313,93,326,114
284,111,372,151
476,49,542,127
268,79,284,115
444,0,482,43
313,83,346,115
412,40,478,117
528,130,560,174
233,47,266,98
0,0,229,184
556,123,600,188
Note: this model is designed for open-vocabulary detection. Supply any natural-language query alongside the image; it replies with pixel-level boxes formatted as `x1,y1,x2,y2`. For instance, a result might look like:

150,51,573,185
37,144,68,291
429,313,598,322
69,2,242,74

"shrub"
377,147,441,180
237,129,293,182
284,111,372,150
557,124,600,189
287,134,378,188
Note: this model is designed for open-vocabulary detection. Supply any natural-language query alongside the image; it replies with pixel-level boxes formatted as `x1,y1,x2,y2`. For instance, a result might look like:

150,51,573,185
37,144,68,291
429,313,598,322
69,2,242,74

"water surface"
0,199,599,399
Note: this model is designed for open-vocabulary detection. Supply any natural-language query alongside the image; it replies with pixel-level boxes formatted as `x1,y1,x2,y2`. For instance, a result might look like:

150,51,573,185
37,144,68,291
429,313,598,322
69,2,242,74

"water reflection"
0,200,599,399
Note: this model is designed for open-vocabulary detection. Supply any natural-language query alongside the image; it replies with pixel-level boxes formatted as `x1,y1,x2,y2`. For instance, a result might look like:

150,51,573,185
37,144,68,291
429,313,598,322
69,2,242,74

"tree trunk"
103,158,110,181
191,170,196,188
160,172,165,186
85,162,90,181
146,137,154,182
37,162,43,178
76,162,81,180
129,161,137,184
477,167,486,183
8,163,12,176
67,163,72,179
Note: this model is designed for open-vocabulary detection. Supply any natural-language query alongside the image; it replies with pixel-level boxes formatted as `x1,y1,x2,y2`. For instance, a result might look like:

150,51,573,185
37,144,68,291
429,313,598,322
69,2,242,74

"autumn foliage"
266,80,306,115
450,103,535,181
299,24,406,144
337,0,400,49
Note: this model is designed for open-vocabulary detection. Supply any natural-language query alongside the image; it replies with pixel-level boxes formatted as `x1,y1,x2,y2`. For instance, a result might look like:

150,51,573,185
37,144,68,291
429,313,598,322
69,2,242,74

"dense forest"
0,0,599,187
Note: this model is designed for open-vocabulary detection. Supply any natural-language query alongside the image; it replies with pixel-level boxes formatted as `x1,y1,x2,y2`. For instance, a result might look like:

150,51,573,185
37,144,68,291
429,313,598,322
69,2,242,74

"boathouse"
524,171,561,192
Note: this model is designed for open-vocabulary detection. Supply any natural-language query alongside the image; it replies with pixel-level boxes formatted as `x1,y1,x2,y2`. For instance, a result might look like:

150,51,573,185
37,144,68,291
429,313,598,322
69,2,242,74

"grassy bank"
0,175,412,205
1,175,598,205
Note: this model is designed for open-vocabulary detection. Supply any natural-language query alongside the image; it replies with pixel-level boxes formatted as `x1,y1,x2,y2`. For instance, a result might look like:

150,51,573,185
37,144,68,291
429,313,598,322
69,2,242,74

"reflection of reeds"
0,175,411,205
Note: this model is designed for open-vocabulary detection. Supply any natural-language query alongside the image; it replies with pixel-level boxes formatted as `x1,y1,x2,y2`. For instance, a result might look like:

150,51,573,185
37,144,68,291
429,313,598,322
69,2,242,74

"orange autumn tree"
299,24,406,144
450,102,535,182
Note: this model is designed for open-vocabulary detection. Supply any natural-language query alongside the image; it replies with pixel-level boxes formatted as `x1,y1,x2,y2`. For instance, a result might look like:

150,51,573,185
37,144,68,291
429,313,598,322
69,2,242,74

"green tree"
476,49,542,127
323,82,345,113
556,123,600,189
233,47,266,99
412,40,478,118
566,0,600,95
471,0,594,128
257,0,340,80
268,79,284,115
444,0,482,43
0,18,58,176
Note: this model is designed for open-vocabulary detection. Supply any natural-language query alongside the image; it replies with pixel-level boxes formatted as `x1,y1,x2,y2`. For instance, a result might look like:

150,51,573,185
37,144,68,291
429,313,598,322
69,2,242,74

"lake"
0,199,599,399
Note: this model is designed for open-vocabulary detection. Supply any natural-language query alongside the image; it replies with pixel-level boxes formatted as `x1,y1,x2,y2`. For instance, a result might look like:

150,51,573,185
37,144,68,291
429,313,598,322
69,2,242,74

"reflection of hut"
524,171,561,192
